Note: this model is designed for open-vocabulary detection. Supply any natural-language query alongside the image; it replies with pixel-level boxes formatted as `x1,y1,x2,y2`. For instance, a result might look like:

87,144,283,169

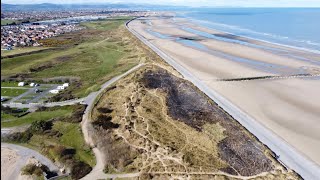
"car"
35,89,42,93
35,84,40,87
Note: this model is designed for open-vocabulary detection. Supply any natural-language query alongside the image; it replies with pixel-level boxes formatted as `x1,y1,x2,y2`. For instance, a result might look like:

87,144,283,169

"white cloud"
3,0,320,7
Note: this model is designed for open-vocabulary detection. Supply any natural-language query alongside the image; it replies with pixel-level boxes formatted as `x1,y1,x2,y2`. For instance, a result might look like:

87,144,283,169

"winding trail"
81,64,144,180
1,143,60,180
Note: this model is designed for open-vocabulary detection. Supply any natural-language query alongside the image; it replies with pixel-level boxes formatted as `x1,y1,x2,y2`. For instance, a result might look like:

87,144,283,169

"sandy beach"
128,16,320,165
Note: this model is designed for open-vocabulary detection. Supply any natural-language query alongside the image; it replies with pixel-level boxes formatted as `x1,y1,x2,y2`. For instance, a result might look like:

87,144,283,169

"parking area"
1,82,66,104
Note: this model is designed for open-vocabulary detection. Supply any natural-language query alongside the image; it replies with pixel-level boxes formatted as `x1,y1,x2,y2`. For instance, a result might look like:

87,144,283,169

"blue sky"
3,0,320,7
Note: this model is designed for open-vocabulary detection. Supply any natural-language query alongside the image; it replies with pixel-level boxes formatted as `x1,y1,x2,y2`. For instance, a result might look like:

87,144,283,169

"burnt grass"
141,69,274,176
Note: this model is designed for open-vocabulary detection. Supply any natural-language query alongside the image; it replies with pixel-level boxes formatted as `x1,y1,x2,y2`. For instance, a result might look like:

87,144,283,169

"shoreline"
127,15,320,179
184,17,320,54
174,16,320,55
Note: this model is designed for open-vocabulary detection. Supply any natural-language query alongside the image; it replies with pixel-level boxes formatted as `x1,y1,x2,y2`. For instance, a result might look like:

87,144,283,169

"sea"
176,8,320,52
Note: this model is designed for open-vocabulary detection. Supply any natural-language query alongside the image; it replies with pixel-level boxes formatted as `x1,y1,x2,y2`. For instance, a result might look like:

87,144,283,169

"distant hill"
1,3,188,12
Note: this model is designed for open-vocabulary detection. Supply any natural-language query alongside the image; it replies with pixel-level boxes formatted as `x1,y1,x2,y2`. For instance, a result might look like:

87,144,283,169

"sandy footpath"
129,16,320,165
1,147,37,180
1,147,20,180
1,143,59,180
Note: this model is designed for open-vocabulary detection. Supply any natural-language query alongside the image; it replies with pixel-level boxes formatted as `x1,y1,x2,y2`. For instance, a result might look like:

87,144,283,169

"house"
6,46,13,50
57,86,65,90
49,89,59,94
62,83,69,87
30,83,35,87
18,82,25,86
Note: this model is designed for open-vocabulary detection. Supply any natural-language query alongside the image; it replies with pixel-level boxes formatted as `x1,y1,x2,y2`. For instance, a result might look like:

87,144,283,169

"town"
1,23,84,48
1,10,155,49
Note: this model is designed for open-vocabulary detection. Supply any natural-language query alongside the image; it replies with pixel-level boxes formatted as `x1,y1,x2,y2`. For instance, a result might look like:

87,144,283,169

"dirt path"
80,64,144,180
1,143,60,180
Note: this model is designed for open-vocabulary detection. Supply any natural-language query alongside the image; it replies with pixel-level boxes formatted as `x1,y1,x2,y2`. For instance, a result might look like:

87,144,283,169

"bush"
1,105,29,117
70,161,92,180
4,131,33,143
21,164,43,176
21,163,58,178
56,104,86,123
29,120,53,134
97,107,113,114
46,90,75,102
92,115,119,130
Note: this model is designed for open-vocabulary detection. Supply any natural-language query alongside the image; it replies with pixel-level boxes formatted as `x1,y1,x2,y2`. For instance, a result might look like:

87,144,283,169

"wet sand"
129,16,320,165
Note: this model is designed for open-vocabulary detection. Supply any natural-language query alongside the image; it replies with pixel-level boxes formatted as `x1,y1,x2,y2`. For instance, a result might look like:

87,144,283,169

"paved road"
28,84,60,104
3,84,59,105
7,88,34,104
2,98,85,109
1,143,60,180
126,18,320,180
1,87,31,89
81,63,144,180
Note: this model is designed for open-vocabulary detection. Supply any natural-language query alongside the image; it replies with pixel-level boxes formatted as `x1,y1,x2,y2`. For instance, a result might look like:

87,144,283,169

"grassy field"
1,19,18,26
26,121,95,167
1,88,28,97
1,107,73,127
2,104,95,171
1,81,19,87
1,47,50,57
1,17,144,98
53,121,95,166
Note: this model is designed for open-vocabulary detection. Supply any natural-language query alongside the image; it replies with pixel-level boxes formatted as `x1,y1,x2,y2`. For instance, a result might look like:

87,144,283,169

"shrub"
29,120,53,134
21,164,43,176
21,163,58,178
97,107,113,114
70,161,92,180
4,131,33,143
46,90,75,102
60,104,87,123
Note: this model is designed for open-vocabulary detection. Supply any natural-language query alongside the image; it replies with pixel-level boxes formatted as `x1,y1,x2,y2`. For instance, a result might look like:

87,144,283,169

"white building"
18,82,25,86
49,89,59,94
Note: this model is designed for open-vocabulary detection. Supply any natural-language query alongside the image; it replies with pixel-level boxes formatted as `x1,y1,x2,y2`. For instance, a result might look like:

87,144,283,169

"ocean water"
177,8,320,52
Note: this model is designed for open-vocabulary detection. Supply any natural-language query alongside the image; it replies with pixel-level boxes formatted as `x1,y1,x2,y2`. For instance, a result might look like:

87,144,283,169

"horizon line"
2,2,320,8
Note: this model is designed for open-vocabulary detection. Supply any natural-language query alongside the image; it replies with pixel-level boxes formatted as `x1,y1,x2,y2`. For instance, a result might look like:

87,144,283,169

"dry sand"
1,147,20,180
129,16,320,165
1,147,44,180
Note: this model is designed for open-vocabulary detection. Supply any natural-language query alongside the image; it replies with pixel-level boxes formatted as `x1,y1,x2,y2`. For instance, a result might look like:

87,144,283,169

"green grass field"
1,17,142,98
1,19,17,26
1,107,73,127
2,105,95,170
1,88,28,97
1,81,19,87
53,121,95,166
1,113,15,120
1,47,50,57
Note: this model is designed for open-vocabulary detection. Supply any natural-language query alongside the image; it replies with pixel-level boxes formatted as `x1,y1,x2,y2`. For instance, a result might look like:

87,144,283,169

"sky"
3,0,320,7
